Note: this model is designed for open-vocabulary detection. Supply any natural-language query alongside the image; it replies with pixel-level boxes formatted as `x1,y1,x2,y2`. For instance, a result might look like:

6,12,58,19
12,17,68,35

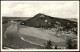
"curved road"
4,21,44,48
4,22,18,39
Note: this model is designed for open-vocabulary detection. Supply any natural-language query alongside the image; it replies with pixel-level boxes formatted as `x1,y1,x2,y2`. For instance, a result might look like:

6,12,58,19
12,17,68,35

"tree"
44,40,53,49
66,38,77,49
66,38,73,49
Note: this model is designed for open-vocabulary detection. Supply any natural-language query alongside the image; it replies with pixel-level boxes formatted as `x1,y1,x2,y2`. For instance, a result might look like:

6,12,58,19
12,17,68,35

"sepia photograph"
2,51,78,52
1,1,79,51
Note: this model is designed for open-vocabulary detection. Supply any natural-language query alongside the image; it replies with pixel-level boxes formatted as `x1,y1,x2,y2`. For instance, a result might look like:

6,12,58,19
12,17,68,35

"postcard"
1,1,79,51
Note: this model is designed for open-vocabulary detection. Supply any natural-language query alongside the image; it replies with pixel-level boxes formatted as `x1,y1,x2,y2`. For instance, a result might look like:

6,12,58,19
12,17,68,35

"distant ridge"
2,17,31,21
64,18,77,22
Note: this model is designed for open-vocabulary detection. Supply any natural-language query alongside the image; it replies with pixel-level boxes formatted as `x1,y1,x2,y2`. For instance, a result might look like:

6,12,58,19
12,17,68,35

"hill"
21,13,77,34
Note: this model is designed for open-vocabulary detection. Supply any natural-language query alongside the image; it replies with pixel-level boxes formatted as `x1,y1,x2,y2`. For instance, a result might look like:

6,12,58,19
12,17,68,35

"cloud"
1,1,79,18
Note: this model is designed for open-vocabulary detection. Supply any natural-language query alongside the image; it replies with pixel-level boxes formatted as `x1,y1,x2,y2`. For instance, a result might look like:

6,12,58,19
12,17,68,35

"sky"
1,1,79,18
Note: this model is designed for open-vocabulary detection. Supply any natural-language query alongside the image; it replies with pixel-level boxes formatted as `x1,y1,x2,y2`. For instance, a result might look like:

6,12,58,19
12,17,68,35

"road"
4,21,44,48
4,22,18,39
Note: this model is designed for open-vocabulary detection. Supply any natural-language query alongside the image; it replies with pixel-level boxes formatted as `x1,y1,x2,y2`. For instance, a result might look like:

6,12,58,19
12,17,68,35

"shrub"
44,40,53,49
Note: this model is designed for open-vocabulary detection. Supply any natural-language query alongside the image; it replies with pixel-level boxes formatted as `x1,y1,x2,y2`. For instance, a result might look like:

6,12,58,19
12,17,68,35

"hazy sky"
1,1,79,18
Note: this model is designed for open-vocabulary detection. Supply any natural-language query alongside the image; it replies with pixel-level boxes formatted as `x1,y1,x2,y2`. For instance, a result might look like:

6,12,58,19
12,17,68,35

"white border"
1,1,79,51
